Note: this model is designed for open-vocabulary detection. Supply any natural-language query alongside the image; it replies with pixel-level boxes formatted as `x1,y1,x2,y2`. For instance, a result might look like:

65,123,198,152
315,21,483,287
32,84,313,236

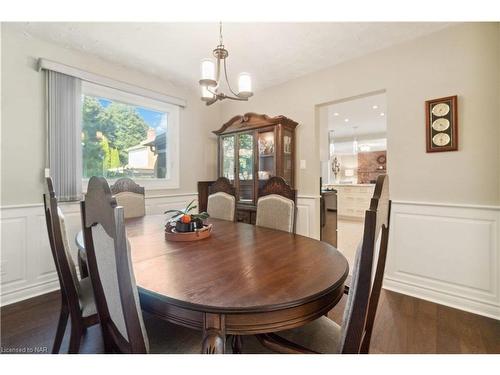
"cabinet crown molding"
213,112,298,135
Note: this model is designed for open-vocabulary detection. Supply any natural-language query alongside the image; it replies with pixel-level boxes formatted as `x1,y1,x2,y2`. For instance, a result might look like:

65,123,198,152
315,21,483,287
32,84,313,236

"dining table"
76,214,349,354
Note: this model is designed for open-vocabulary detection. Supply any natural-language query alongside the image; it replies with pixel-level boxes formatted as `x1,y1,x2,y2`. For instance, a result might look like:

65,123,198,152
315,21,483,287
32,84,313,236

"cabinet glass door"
258,130,275,190
238,133,254,203
282,129,293,185
221,135,235,183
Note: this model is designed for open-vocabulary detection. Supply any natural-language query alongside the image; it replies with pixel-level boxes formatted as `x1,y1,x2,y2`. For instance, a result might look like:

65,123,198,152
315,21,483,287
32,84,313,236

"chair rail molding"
384,200,500,320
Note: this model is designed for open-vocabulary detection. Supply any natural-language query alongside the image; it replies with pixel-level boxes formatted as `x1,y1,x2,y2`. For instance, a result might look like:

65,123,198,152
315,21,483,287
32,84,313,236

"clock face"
432,118,450,132
432,132,451,147
432,103,450,117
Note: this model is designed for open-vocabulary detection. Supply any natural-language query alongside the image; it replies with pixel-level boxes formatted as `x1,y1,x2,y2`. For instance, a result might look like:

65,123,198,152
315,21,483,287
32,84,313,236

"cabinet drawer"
336,185,374,219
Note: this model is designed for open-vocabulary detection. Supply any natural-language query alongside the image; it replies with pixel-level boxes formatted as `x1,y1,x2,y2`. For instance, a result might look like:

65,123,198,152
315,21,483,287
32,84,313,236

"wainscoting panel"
0,217,28,286
384,201,500,320
296,195,320,240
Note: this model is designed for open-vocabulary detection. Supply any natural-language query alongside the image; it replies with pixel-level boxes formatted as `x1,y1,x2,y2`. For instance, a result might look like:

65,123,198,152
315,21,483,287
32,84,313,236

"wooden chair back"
338,174,391,354
110,178,145,219
82,176,148,353
43,177,81,319
257,176,298,233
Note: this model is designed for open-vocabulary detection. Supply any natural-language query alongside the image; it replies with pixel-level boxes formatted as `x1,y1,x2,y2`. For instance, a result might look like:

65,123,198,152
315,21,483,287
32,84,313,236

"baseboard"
383,279,500,320
385,201,500,320
1,279,60,306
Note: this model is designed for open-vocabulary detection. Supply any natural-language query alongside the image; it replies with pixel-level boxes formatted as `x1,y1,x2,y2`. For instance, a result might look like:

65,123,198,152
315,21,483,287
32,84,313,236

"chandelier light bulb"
238,72,252,96
200,59,215,80
200,85,215,101
199,59,217,88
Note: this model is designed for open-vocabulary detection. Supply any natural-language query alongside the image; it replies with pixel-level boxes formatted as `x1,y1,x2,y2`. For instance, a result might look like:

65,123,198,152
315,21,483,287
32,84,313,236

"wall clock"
425,95,458,152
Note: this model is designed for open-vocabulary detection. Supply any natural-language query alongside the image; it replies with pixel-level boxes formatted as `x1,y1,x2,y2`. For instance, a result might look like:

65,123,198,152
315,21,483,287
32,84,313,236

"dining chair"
255,176,297,233
252,174,391,354
43,177,99,354
81,176,202,353
110,177,146,219
206,177,236,221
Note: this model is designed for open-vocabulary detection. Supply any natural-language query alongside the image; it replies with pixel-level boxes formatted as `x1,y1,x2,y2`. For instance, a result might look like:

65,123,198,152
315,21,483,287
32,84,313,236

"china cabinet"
212,113,298,224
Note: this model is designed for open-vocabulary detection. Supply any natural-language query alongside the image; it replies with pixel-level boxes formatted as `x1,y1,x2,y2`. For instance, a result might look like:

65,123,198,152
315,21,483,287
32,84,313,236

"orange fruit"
181,214,191,224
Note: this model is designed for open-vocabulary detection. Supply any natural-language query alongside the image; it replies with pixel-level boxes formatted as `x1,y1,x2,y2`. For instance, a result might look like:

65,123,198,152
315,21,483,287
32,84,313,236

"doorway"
318,91,387,268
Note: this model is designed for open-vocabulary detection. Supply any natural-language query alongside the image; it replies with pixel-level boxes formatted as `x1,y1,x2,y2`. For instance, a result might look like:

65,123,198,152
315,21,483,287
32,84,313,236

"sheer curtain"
47,70,82,201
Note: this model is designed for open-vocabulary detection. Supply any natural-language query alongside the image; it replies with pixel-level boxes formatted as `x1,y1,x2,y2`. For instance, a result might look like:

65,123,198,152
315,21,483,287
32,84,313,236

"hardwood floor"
1,289,498,354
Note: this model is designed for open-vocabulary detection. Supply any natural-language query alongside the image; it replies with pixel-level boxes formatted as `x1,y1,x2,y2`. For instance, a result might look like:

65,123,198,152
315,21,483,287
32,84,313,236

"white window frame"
81,81,180,192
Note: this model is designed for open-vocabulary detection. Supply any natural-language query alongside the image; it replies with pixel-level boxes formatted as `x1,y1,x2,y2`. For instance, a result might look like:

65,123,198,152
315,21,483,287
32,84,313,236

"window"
81,82,179,190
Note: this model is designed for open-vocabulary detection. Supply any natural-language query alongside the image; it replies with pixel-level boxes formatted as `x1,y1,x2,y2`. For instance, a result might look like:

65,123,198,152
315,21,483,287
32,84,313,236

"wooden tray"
165,223,213,242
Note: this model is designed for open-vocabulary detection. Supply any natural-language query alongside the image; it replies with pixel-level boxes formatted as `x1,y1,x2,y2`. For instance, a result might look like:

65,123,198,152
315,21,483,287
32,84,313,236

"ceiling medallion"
199,22,253,106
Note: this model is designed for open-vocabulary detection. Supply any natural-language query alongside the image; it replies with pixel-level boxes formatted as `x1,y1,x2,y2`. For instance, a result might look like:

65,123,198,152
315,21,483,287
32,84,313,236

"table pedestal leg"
231,335,242,354
202,313,225,354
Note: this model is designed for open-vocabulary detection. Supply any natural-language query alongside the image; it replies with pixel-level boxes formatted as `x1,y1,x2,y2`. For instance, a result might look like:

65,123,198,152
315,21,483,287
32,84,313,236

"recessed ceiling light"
333,112,339,116
372,105,379,109
344,118,349,122
380,112,385,116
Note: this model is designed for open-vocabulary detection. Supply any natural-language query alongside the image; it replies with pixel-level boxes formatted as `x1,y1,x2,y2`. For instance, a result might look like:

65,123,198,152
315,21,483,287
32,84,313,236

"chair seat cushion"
79,277,97,317
143,315,340,354
275,316,341,354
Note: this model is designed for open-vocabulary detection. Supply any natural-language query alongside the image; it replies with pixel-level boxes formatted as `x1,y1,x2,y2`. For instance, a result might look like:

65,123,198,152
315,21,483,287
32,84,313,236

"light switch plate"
44,168,50,178
300,160,306,169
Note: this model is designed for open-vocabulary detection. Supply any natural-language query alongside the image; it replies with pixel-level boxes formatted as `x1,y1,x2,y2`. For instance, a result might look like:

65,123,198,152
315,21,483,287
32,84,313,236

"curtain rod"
38,58,187,108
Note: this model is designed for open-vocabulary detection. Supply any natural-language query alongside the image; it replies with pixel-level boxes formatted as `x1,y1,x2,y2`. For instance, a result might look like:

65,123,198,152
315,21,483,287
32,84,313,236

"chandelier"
199,22,253,105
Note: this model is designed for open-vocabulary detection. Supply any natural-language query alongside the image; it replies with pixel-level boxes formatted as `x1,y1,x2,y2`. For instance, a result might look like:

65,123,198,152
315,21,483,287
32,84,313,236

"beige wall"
221,23,500,205
0,24,220,206
2,23,499,206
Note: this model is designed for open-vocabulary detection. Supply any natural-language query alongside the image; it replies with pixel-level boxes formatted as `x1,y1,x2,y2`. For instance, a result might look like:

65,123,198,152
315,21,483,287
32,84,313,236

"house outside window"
81,82,179,190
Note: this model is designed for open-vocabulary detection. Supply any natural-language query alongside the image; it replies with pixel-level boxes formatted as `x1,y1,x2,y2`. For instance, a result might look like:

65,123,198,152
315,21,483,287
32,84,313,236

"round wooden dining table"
76,214,349,354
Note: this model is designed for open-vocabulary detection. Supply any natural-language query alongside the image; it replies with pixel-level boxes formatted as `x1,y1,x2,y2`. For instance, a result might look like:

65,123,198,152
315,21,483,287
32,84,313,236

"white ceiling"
9,22,453,91
327,92,387,138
